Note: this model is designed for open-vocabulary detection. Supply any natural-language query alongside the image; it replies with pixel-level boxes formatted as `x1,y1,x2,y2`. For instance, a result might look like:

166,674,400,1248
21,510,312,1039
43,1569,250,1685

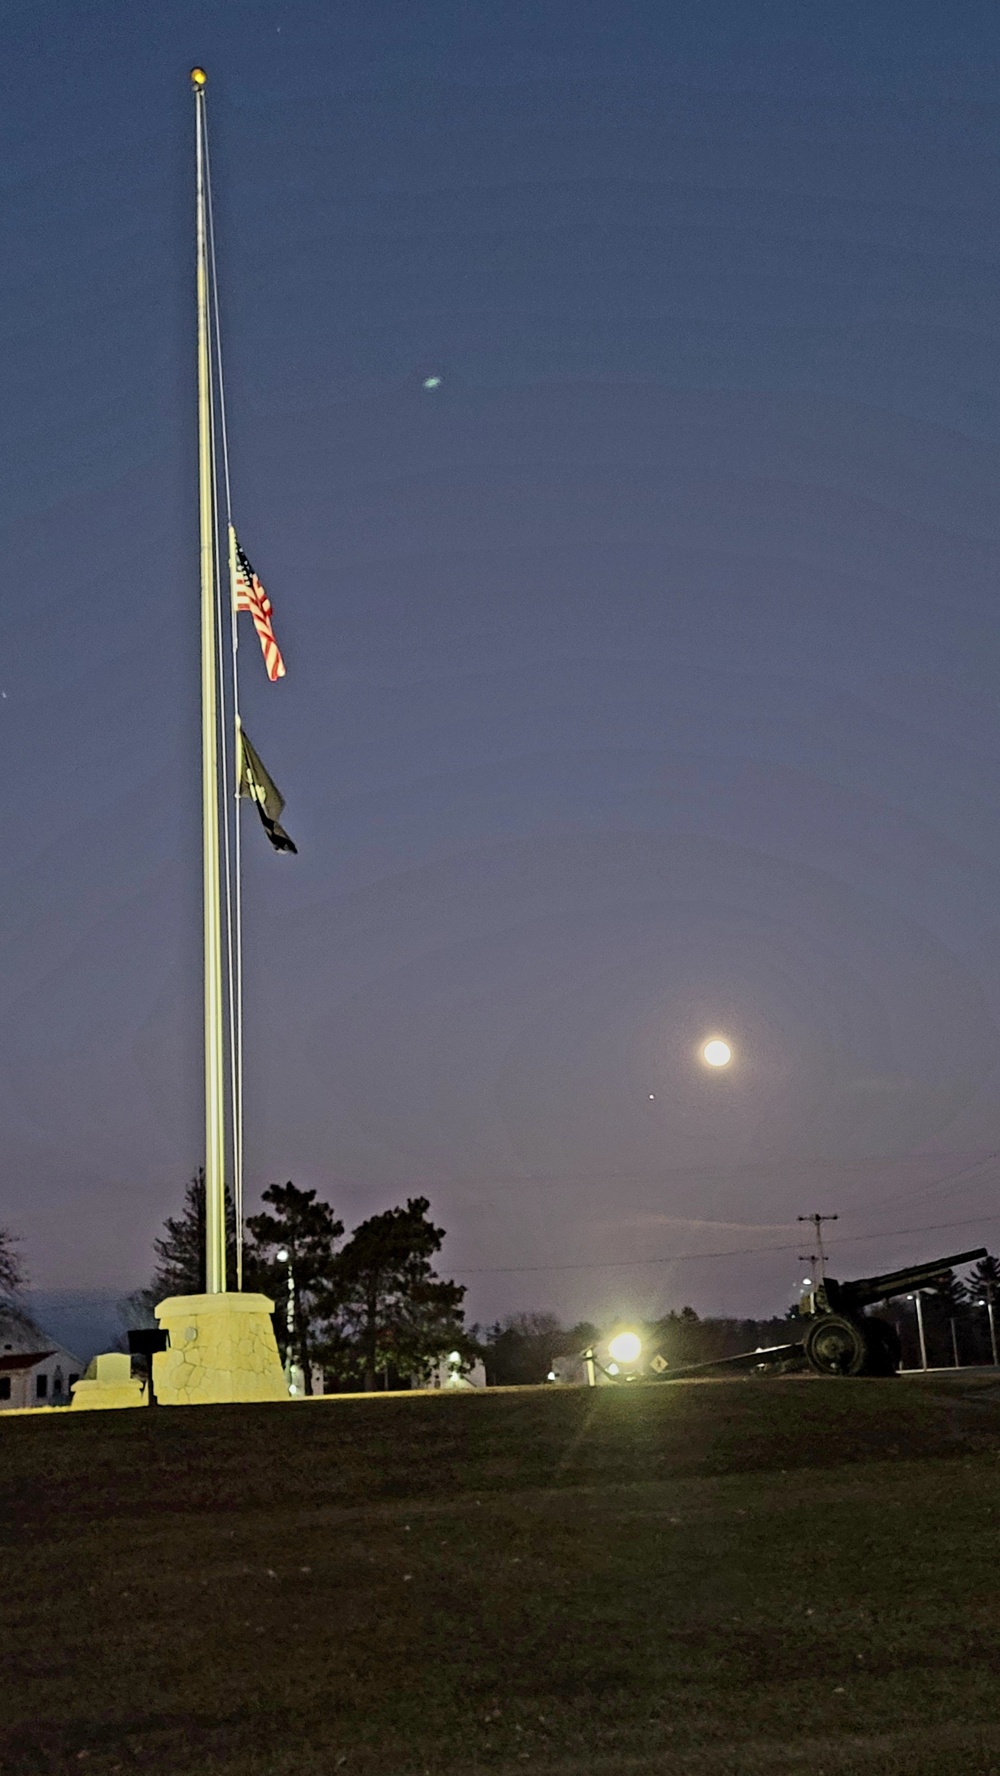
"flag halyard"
231,525,286,681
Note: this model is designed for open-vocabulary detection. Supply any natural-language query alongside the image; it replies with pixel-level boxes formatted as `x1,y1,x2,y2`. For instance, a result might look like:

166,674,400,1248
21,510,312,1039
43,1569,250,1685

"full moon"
702,1038,733,1068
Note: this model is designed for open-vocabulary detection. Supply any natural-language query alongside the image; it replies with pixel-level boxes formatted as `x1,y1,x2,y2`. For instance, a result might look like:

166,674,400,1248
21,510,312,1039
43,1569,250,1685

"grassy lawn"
4,1375,1000,1775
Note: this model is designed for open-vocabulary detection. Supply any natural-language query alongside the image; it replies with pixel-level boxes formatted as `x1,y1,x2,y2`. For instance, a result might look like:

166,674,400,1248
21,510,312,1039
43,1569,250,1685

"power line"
458,1211,999,1277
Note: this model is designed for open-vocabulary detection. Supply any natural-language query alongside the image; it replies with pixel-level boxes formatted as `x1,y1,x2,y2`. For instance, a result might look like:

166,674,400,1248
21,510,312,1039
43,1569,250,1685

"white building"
0,1322,82,1410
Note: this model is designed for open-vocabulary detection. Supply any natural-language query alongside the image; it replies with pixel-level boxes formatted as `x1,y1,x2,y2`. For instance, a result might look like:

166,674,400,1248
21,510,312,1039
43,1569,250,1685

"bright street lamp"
976,1292,999,1366
608,1331,642,1366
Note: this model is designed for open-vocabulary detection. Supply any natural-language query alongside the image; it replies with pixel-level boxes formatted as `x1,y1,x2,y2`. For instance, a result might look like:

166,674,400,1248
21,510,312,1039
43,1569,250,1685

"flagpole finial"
191,66,207,89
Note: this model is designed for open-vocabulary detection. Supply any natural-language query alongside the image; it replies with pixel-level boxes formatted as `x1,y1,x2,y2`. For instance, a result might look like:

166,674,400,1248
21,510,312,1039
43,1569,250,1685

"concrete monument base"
71,1351,147,1410
153,1292,288,1406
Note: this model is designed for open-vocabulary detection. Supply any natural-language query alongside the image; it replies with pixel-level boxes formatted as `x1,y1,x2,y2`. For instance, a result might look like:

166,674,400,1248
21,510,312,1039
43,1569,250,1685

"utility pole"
797,1214,838,1282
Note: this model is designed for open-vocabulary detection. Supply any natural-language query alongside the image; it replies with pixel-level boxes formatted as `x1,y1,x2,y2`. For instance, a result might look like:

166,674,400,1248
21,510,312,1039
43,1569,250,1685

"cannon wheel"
863,1316,902,1376
803,1313,868,1376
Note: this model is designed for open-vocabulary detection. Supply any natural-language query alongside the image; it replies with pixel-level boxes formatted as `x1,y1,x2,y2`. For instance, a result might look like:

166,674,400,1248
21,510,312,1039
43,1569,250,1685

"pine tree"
324,1197,466,1391
921,1267,968,1366
148,1169,239,1299
965,1253,1000,1298
964,1254,1000,1363
244,1182,343,1393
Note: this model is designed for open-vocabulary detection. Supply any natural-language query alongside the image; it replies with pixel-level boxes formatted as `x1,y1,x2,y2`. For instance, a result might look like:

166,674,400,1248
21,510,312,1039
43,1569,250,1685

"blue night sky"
3,1,999,1329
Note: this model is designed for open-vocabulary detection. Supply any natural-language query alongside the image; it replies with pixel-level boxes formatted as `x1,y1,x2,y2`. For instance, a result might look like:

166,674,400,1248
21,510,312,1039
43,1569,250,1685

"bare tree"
0,1225,24,1303
0,1225,38,1343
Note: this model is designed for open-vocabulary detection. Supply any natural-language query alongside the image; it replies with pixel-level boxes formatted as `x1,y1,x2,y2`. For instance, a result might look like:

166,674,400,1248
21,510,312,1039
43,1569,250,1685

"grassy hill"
4,1374,1000,1775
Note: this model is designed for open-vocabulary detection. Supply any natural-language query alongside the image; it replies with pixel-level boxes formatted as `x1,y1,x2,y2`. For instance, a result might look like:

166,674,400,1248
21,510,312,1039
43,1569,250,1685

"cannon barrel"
826,1246,987,1313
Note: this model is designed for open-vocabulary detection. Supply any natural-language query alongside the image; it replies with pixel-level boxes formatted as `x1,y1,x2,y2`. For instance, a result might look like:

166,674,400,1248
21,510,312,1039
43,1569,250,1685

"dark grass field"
4,1375,1000,1776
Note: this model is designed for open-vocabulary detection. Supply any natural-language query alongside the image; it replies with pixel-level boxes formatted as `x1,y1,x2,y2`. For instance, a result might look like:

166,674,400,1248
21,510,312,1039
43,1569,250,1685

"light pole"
977,1287,999,1366
275,1246,297,1393
907,1291,929,1371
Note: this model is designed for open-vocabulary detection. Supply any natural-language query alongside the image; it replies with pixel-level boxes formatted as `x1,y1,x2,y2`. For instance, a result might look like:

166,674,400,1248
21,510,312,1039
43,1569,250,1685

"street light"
275,1246,297,1394
977,1291,999,1367
608,1331,642,1366
906,1291,929,1372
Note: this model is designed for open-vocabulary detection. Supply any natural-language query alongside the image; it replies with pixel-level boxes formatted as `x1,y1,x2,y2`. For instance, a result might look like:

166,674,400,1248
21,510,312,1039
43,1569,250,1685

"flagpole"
202,102,244,1291
193,68,227,1295
140,76,288,1406
228,525,245,1289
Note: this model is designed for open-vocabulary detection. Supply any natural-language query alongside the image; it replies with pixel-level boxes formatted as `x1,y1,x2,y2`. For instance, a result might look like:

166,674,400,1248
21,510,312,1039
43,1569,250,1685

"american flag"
231,526,286,681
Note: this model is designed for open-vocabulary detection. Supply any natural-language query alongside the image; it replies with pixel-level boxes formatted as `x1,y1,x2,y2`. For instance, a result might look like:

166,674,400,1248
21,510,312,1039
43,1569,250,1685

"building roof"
0,1350,56,1373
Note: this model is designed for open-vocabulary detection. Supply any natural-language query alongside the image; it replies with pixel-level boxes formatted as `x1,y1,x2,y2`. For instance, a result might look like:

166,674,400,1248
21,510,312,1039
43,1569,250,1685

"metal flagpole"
227,525,245,1289
201,98,244,1292
193,68,227,1295
141,72,289,1402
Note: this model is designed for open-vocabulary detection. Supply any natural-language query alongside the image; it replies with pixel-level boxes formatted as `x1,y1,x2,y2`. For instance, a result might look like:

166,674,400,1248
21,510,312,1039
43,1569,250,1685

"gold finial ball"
190,67,207,87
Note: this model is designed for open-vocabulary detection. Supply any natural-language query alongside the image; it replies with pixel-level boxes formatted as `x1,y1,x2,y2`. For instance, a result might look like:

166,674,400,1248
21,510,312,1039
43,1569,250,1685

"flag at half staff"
238,726,297,854
231,525,286,681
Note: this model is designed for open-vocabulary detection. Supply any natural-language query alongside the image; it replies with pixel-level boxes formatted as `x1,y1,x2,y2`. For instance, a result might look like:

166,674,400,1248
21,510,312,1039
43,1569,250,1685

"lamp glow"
702,1038,732,1068
608,1331,642,1365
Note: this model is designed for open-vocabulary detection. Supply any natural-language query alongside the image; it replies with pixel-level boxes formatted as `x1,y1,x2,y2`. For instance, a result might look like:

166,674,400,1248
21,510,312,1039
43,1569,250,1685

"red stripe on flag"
233,541,286,681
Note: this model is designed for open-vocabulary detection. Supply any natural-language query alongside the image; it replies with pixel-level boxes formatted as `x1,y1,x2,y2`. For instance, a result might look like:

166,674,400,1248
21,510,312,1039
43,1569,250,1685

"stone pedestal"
71,1351,147,1410
152,1292,288,1406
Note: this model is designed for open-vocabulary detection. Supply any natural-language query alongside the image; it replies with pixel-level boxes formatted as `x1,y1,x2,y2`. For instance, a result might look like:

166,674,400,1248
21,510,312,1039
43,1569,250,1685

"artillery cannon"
643,1245,988,1381
796,1245,986,1376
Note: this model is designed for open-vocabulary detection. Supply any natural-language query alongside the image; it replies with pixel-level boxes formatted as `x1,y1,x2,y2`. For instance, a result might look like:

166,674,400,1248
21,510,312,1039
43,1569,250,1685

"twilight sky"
3,0,1000,1329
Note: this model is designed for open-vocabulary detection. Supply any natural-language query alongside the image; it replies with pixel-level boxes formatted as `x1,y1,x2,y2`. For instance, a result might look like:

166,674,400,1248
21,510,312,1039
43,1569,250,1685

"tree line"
872,1255,1000,1369
129,1183,801,1389
472,1255,1000,1382
7,1204,1000,1385
126,1174,470,1393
